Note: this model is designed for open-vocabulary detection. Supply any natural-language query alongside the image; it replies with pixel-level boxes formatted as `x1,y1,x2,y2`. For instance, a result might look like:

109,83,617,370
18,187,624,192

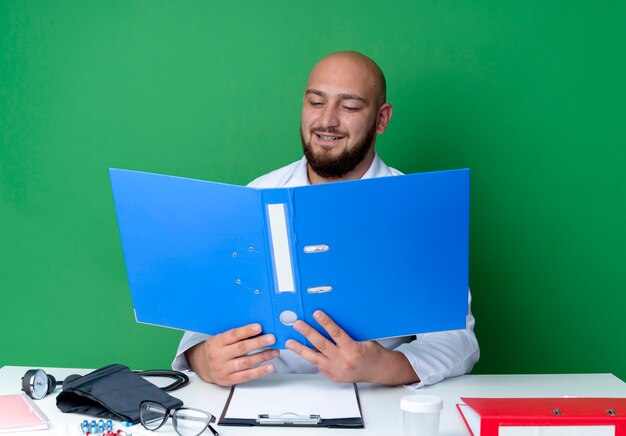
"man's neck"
306,149,376,185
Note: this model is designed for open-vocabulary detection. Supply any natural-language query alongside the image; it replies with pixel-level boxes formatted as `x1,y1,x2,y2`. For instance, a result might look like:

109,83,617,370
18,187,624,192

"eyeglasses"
139,401,219,436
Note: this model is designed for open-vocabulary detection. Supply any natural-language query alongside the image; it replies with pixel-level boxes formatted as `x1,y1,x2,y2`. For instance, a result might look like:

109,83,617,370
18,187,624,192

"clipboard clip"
257,412,321,425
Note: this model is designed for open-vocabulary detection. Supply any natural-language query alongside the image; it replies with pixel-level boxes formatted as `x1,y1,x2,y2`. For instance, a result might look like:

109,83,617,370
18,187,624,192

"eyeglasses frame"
139,400,219,436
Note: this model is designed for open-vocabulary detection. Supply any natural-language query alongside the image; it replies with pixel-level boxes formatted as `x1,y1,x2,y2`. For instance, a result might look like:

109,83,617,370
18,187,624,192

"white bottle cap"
400,395,443,413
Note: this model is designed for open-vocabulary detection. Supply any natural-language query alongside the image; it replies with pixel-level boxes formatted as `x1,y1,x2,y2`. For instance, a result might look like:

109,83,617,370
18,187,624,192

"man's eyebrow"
337,93,367,103
305,89,325,98
305,89,368,103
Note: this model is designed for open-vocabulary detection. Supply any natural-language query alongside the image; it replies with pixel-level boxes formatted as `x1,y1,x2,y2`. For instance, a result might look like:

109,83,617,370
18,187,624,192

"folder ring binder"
257,413,321,425
303,244,330,253
307,286,333,294
279,310,298,325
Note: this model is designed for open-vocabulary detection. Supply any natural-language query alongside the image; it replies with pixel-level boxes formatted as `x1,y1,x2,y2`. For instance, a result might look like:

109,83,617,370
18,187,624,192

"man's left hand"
285,310,420,386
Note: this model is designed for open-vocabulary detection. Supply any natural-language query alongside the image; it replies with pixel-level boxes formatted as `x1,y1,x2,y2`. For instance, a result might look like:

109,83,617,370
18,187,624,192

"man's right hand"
185,323,278,386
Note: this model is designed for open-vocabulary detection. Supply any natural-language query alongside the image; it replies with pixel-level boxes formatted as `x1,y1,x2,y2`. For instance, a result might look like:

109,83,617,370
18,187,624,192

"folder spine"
261,188,306,347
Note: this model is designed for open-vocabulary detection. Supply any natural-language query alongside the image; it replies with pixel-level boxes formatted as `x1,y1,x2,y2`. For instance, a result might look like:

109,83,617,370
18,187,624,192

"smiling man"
300,52,391,184
173,51,479,388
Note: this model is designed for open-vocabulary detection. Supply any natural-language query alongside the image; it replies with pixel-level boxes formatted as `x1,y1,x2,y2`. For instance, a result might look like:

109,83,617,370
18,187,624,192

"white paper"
223,377,361,420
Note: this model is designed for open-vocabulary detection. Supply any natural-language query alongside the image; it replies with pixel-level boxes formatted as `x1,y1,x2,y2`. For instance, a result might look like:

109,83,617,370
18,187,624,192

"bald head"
307,51,387,107
300,51,393,182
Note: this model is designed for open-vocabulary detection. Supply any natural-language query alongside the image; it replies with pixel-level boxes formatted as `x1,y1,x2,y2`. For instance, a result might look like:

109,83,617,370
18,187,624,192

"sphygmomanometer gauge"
21,369,59,400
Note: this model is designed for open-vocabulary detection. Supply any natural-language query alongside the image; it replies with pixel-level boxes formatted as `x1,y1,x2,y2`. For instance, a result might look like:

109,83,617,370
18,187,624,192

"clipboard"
218,376,364,428
110,167,470,347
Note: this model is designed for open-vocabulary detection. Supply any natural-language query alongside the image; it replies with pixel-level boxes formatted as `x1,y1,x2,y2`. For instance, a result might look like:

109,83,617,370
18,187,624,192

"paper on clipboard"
219,375,363,427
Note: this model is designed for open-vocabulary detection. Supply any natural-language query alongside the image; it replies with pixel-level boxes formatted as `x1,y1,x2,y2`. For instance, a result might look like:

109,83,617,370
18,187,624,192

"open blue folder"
110,168,470,347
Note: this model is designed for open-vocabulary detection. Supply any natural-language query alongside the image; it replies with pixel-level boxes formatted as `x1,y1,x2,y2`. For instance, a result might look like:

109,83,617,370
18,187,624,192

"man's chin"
310,138,346,151
308,147,344,164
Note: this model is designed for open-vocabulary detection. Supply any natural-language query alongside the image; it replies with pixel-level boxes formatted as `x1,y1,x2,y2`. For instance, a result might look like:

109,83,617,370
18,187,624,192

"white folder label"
500,426,614,436
267,203,295,293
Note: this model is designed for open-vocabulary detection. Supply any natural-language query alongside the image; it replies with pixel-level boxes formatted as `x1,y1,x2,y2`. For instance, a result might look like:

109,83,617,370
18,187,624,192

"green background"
1,1,625,379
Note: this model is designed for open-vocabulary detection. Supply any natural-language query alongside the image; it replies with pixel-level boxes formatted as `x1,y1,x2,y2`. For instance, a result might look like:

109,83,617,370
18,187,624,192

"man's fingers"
292,311,356,358
312,310,356,348
213,323,276,360
292,319,337,355
289,318,338,371
201,341,278,386
231,349,280,373
222,333,276,360
285,339,327,369
191,324,278,386
219,323,263,346
226,363,276,386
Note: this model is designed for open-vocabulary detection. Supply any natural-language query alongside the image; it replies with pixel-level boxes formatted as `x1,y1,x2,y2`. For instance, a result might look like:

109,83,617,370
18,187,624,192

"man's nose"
318,105,340,128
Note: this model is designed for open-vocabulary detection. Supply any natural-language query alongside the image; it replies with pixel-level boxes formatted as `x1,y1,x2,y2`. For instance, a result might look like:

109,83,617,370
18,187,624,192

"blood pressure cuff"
56,364,183,424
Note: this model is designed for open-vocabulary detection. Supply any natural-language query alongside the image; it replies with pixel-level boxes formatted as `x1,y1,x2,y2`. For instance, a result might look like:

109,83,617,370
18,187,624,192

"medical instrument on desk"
57,364,185,424
21,369,63,400
140,400,219,436
21,367,189,400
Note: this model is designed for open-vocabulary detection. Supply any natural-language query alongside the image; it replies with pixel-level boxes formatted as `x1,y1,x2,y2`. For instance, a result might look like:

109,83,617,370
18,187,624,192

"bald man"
173,51,479,388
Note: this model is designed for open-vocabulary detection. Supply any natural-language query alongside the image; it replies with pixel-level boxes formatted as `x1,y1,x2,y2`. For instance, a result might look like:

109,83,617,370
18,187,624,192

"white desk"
2,366,625,436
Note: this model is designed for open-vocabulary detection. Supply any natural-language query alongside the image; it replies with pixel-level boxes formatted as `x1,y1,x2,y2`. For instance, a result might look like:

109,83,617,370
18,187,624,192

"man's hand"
186,323,279,386
286,310,420,386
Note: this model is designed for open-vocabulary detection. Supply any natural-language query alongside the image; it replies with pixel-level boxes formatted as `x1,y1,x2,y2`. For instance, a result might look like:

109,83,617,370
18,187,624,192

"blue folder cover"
110,168,470,347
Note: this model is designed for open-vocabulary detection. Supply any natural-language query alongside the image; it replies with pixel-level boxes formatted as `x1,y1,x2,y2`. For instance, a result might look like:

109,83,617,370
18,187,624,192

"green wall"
2,2,625,378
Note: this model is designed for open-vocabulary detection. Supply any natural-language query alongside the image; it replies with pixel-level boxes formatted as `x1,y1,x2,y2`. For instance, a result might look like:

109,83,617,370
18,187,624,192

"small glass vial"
400,394,443,436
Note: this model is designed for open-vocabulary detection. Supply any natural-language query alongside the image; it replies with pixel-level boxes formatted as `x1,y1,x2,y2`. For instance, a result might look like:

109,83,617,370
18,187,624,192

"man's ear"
375,103,393,134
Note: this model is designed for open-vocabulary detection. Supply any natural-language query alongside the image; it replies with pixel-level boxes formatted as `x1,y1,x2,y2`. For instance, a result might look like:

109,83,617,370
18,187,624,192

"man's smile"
313,130,347,146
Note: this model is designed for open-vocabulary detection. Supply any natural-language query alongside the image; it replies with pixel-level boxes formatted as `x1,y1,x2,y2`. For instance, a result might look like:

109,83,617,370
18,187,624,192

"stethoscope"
21,368,189,400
